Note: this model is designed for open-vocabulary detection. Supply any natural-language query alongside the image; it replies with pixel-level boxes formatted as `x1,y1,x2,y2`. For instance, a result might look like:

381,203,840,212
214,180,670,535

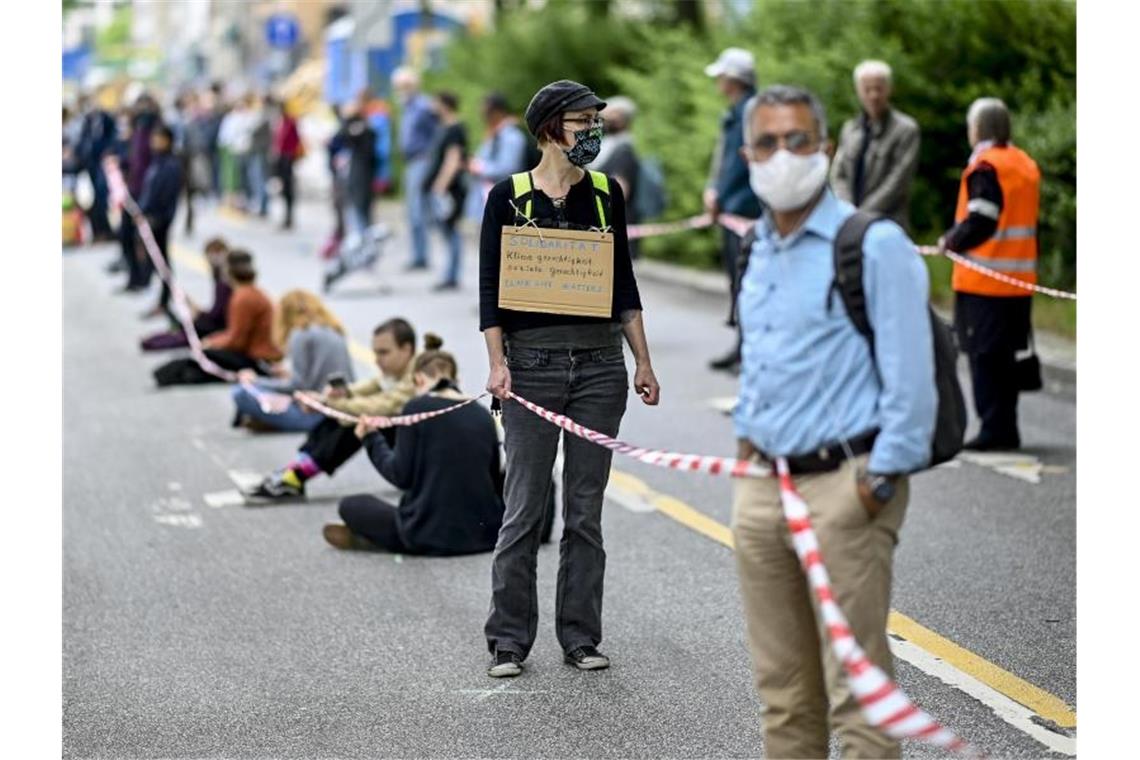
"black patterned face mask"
564,126,603,166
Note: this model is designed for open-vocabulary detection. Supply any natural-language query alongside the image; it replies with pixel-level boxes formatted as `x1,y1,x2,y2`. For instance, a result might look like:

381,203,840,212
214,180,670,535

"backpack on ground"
634,155,667,221
729,211,966,471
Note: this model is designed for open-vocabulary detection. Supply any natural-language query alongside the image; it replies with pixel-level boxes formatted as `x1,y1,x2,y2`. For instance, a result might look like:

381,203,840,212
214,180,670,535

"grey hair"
967,97,1012,143
742,85,829,147
853,60,893,86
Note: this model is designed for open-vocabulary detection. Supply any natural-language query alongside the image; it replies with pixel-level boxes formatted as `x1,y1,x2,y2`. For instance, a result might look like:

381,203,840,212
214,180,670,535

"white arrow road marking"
958,452,1044,484
153,514,203,529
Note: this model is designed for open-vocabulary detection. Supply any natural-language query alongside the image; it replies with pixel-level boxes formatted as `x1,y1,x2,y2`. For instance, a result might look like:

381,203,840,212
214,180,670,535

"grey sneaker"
487,650,524,678
564,646,610,671
242,473,305,504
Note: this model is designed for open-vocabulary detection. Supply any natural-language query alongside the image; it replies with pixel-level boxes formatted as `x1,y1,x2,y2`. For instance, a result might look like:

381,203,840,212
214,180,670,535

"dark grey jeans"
485,344,629,658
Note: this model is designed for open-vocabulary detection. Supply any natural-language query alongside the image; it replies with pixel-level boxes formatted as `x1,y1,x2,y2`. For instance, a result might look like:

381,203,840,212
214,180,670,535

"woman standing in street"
479,80,660,678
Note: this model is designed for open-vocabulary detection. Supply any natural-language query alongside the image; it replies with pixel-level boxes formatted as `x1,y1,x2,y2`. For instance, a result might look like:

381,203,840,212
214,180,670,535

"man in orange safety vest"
938,97,1041,451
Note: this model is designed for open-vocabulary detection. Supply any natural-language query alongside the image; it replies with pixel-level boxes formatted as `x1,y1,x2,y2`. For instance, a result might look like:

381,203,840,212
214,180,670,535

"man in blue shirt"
392,67,440,270
731,85,936,759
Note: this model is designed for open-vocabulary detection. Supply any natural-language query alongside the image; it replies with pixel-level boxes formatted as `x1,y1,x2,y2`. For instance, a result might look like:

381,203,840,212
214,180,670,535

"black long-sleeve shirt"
362,393,504,556
138,151,183,230
479,171,643,332
943,163,1003,252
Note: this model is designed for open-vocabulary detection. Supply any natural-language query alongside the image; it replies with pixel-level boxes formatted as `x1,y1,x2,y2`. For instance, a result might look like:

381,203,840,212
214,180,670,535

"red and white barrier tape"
775,460,979,755
504,391,977,754
916,245,1077,301
626,207,1076,300
239,381,294,414
627,213,713,240
103,156,238,382
293,390,488,428
506,391,770,478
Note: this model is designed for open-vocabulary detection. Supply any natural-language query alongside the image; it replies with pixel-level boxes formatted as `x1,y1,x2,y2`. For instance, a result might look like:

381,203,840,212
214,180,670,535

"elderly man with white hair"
589,95,643,255
830,59,921,230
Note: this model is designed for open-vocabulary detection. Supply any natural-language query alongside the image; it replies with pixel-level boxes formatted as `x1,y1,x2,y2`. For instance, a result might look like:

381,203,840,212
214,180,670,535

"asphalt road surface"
63,198,1076,758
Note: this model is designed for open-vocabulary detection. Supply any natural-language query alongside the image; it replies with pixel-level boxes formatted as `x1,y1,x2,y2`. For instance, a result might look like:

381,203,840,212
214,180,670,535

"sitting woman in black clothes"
322,335,505,556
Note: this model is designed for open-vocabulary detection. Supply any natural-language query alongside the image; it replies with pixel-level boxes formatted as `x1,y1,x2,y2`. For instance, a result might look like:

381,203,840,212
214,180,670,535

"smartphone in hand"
328,373,352,398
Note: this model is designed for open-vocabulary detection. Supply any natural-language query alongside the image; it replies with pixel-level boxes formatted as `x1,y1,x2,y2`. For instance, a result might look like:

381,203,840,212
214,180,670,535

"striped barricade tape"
775,459,980,756
504,391,979,755
103,156,239,382
293,390,488,428
627,213,713,240
916,245,1077,300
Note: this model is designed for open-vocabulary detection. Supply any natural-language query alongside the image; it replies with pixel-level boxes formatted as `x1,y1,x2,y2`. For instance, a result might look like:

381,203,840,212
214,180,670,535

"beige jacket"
323,361,416,424
830,107,921,230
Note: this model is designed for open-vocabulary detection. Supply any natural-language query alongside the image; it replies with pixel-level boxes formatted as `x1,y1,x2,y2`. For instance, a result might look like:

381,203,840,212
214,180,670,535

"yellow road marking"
171,236,1077,730
608,468,1077,729
888,611,1077,728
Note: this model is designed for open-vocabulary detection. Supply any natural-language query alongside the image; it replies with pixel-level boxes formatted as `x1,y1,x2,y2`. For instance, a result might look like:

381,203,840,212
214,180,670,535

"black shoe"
963,435,1021,452
323,263,346,293
242,474,306,504
116,283,147,294
487,650,524,678
403,261,429,272
708,350,741,372
105,260,126,274
564,645,610,671
432,281,459,292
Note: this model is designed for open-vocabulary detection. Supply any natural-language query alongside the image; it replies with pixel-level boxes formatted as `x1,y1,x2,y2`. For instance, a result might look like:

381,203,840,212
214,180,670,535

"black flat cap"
524,80,606,135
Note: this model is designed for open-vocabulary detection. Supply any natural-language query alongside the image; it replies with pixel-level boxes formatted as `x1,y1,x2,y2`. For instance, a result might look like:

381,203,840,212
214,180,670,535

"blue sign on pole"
266,14,300,49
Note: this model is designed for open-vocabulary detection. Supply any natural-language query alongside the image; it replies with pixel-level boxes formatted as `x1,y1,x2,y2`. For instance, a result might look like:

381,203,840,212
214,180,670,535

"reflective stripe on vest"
509,171,611,228
961,253,1037,272
952,145,1041,297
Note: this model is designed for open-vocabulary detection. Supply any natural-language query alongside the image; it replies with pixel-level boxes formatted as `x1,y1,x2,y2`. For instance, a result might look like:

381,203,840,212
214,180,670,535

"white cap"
704,47,755,86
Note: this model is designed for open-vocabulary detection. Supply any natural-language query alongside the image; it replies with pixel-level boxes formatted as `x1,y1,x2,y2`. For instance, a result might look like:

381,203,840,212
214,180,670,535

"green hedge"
428,0,1076,288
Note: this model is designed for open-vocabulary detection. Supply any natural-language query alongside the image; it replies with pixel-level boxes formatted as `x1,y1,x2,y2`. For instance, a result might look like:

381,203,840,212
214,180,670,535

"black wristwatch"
864,473,898,504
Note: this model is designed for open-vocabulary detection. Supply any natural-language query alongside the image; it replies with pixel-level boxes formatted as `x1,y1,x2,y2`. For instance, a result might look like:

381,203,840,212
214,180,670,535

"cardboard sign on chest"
498,226,614,318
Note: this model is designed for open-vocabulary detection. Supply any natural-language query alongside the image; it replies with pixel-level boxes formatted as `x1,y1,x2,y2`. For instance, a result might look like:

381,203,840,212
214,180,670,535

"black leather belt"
758,430,879,474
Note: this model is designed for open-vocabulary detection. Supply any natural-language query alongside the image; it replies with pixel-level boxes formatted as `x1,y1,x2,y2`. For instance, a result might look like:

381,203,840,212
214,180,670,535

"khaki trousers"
731,455,908,760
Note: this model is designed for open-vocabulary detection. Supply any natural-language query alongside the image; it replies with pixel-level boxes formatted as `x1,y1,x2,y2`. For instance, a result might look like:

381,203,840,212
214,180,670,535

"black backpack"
729,211,966,471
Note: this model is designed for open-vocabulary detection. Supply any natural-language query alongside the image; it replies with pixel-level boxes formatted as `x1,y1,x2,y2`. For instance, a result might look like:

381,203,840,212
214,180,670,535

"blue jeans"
247,152,269,216
230,384,323,433
439,220,462,285
403,155,431,266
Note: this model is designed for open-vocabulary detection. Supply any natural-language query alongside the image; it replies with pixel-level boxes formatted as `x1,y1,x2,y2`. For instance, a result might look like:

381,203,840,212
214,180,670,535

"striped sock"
286,452,321,482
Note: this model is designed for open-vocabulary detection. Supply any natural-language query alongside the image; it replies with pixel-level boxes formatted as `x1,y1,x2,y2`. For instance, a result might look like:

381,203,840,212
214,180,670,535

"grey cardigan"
259,325,354,393
829,107,921,230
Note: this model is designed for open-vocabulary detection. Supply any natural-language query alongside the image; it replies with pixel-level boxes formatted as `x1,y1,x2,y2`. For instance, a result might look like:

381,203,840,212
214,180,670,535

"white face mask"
748,149,829,212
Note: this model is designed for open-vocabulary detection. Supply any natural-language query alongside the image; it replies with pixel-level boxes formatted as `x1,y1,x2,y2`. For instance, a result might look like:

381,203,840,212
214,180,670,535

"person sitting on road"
230,289,355,433
140,237,232,351
243,317,419,503
152,249,282,386
323,335,505,555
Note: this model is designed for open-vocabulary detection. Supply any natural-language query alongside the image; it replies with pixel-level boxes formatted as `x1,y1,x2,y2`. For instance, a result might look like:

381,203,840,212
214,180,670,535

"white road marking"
168,482,182,491
203,490,246,509
456,682,545,701
605,471,659,514
958,452,1044,484
153,514,203,529
707,396,738,416
889,636,1075,756
227,469,265,490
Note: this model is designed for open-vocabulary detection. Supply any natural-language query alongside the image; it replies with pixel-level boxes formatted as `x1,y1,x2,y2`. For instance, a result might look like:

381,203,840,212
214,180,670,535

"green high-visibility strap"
510,170,611,228
589,170,610,228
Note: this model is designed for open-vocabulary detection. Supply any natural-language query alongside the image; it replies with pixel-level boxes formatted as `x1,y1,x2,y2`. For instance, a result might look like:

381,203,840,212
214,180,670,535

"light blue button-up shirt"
733,189,937,474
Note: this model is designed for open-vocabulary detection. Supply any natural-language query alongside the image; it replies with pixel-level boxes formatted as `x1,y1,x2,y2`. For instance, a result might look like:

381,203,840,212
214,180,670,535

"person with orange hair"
230,289,355,432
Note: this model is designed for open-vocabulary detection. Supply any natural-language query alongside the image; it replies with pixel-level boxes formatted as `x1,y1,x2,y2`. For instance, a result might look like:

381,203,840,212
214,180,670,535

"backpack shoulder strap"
727,226,759,327
510,172,534,223
588,170,612,228
831,210,881,349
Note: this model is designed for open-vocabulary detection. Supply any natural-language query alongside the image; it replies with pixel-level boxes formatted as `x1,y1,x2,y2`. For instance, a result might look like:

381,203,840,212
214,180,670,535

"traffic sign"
266,14,300,49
